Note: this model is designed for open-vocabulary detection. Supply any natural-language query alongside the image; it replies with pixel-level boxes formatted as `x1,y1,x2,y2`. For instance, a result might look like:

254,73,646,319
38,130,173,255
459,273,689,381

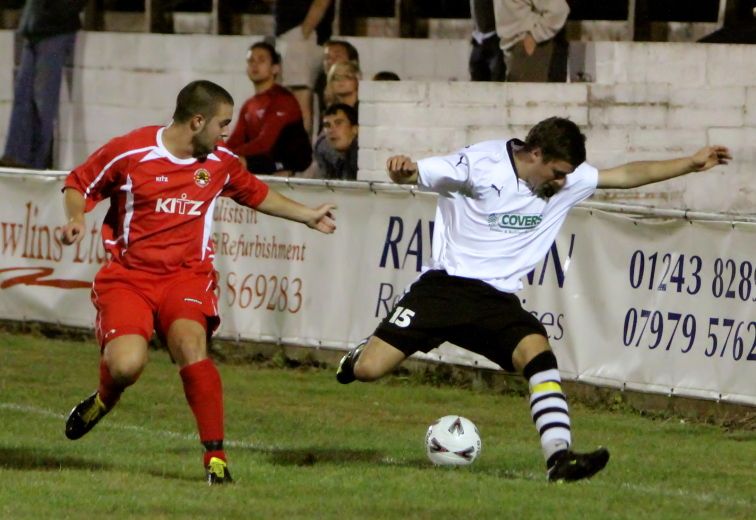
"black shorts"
373,270,547,372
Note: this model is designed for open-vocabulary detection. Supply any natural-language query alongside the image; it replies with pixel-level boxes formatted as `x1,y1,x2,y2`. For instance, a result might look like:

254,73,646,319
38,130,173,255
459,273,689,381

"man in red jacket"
62,80,335,485
226,42,312,176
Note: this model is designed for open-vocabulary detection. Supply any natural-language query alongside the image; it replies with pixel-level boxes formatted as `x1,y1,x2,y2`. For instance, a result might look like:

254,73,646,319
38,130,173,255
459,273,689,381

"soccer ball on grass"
425,415,481,466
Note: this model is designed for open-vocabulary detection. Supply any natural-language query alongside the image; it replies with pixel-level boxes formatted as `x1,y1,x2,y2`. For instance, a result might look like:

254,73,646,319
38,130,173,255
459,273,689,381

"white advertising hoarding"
0,172,754,405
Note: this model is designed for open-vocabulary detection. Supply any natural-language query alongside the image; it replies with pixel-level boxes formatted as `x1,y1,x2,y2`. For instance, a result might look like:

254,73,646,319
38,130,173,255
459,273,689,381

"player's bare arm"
255,189,336,234
597,145,731,189
62,187,87,245
386,155,419,184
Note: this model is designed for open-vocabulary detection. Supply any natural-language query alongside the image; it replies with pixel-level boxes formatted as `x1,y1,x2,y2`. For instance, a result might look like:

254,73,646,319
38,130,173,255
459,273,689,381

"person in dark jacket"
1,0,87,169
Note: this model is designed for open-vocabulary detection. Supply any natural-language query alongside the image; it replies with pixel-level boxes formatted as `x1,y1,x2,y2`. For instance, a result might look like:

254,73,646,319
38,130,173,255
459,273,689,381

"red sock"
97,358,127,409
179,359,225,465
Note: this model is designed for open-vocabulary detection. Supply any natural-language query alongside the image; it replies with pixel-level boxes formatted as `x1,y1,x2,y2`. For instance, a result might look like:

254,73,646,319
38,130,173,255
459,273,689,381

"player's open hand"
62,217,86,246
386,155,418,184
307,204,336,234
692,145,731,172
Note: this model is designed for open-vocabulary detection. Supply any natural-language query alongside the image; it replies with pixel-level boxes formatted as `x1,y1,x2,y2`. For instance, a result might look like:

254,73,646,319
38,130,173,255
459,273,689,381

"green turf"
0,332,753,519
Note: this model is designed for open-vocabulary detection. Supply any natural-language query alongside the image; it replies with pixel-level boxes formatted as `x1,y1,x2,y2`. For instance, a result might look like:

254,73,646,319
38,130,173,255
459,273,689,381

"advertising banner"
1,172,753,405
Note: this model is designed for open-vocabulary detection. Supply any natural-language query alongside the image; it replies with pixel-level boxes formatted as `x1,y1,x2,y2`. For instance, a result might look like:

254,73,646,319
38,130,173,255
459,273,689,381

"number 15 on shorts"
389,306,415,328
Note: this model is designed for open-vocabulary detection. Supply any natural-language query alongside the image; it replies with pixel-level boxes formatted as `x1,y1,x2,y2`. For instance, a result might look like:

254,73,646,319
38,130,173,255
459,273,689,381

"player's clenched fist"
62,217,86,245
386,155,419,184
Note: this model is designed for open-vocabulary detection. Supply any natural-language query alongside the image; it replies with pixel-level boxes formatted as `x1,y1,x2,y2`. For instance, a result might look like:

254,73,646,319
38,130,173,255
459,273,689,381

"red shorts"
91,261,220,348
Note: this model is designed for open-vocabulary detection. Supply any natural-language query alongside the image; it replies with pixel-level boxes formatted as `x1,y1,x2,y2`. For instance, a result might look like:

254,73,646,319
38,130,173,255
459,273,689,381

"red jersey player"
61,80,336,485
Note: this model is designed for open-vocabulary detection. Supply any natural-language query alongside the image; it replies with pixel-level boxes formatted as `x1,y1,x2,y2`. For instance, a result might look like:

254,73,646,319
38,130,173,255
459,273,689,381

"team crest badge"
194,168,211,187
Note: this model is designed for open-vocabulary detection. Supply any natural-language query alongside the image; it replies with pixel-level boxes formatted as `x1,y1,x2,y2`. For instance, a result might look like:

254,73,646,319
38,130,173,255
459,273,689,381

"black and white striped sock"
523,351,571,466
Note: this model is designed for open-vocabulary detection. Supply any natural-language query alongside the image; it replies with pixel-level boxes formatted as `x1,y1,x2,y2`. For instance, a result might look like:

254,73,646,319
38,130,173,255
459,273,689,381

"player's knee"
169,333,207,366
107,354,146,384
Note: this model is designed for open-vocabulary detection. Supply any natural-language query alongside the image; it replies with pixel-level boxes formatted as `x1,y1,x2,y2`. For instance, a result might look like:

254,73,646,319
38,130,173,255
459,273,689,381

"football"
425,415,481,466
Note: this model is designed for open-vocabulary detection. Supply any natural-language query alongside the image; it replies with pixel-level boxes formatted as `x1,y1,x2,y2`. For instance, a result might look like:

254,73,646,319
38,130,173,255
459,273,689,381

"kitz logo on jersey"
155,193,203,215
487,213,543,233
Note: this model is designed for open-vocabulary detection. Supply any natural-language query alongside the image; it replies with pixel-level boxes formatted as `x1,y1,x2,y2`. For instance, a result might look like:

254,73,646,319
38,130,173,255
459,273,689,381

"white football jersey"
417,139,598,293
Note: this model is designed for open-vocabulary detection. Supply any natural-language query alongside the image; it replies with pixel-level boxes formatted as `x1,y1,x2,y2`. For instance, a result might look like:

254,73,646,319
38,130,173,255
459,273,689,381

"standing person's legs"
277,28,321,135
3,39,36,165
469,35,507,82
30,32,76,169
506,39,553,82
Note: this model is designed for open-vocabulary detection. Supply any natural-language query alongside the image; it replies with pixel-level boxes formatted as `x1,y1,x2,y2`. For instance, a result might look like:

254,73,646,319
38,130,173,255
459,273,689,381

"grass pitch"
0,331,753,519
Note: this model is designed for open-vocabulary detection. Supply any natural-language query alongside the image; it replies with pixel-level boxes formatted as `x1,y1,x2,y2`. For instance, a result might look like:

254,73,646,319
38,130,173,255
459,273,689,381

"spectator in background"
469,0,507,81
494,0,570,82
373,71,401,81
274,0,335,135
324,61,360,112
0,0,87,169
226,42,311,177
314,40,359,129
312,103,358,180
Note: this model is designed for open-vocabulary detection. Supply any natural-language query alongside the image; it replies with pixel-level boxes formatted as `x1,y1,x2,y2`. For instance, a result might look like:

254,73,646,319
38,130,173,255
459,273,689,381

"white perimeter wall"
0,31,754,213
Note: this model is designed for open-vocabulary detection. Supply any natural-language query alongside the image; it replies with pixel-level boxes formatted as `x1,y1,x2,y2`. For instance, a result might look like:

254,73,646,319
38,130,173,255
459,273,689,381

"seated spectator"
324,61,360,112
372,71,401,81
312,103,358,180
314,40,360,128
226,42,312,176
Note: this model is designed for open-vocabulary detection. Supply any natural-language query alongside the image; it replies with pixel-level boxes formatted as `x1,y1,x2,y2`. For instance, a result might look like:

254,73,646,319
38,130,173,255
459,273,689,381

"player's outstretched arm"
255,189,336,234
62,188,86,246
597,145,731,189
386,155,419,184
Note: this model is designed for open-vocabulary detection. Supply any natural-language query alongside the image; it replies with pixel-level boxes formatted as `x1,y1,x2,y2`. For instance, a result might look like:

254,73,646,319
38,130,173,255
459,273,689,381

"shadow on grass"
262,447,533,480
143,468,203,483
265,447,386,466
0,446,111,471
382,457,528,479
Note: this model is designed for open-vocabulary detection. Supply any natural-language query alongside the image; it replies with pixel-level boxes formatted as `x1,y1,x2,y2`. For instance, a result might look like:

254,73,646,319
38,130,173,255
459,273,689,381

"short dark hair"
373,71,400,81
250,41,281,65
524,117,586,166
324,39,360,62
324,103,358,126
172,80,234,123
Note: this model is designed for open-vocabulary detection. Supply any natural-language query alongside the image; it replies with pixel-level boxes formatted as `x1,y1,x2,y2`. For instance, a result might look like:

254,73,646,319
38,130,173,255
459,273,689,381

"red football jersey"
65,126,269,274
226,84,303,157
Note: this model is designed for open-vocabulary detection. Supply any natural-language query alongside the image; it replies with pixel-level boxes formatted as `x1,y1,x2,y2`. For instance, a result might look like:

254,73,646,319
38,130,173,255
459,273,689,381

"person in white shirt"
336,117,731,482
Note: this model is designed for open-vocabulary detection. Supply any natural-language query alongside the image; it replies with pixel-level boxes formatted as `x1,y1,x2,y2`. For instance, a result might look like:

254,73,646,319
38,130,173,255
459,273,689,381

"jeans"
469,34,507,82
3,32,76,169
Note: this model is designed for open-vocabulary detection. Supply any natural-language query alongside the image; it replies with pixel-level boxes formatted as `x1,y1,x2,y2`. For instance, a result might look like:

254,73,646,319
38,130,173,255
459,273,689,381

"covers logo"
487,212,542,233
194,168,211,188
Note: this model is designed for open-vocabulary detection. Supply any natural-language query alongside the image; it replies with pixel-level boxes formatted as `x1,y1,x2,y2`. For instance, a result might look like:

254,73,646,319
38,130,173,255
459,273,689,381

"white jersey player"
337,117,731,482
